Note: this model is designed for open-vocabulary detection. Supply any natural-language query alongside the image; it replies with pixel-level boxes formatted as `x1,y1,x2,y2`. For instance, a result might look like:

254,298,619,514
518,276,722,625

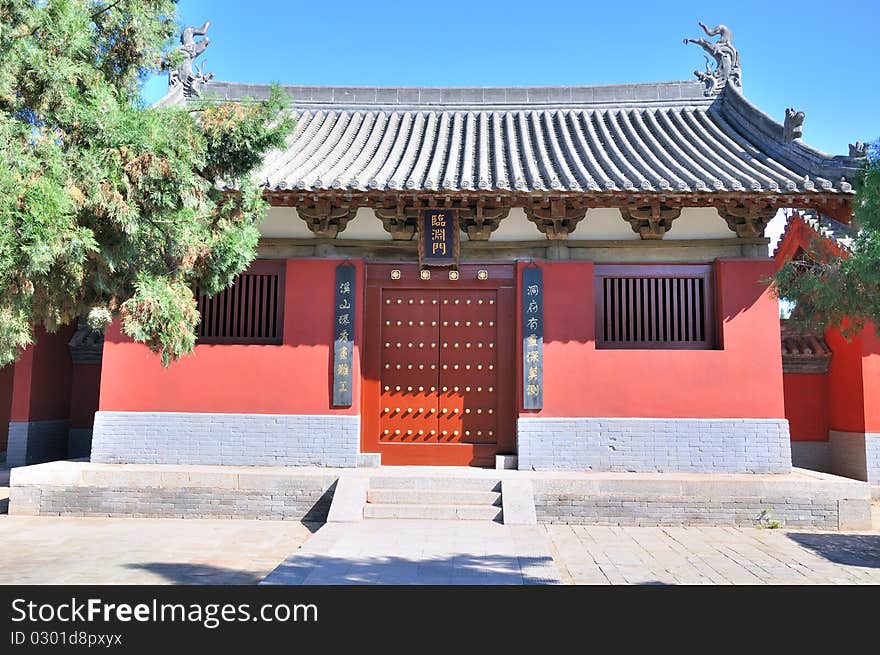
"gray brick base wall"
791,441,830,473
12,475,337,521
7,420,71,467
91,411,359,467
867,434,880,486
68,428,93,460
531,479,839,529
10,461,869,529
829,431,880,485
517,417,791,473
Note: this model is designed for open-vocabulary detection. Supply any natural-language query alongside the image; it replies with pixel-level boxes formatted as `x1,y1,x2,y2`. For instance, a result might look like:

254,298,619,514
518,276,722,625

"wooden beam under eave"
260,189,851,214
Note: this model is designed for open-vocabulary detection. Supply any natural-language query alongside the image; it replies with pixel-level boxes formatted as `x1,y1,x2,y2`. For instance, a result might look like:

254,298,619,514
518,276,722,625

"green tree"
0,0,293,366
775,139,880,336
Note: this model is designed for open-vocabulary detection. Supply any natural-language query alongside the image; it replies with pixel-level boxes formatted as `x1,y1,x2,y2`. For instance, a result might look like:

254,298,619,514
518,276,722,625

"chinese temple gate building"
84,24,867,471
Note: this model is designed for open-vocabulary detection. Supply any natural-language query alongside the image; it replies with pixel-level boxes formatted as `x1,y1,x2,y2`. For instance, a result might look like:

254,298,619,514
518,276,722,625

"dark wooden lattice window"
195,260,285,345
595,264,715,349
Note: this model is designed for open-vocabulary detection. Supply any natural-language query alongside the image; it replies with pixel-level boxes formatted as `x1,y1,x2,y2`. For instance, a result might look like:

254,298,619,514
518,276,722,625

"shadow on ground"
125,562,265,585
787,533,880,568
262,553,559,585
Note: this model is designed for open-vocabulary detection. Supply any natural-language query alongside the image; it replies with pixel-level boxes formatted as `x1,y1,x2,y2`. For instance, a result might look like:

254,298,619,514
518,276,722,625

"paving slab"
262,519,563,585
0,505,877,585
546,524,880,585
0,515,314,585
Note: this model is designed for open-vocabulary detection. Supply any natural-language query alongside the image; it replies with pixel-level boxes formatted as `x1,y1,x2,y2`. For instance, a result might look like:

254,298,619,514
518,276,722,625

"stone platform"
8,462,873,530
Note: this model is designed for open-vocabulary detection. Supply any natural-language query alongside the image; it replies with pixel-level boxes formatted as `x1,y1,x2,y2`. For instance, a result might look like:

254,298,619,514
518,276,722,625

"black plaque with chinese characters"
418,209,459,268
333,263,356,407
522,266,543,410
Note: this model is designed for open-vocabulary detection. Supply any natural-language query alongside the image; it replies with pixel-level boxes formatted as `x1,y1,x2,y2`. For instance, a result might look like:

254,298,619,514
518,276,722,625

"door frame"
362,262,517,466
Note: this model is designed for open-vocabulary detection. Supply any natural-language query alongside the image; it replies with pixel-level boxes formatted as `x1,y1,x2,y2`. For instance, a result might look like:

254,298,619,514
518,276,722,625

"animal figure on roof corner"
684,22,742,96
170,20,215,97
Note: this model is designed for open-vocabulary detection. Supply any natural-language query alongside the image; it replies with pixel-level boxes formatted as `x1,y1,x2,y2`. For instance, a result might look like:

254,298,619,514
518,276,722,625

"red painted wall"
99,259,363,415
860,324,880,433
824,323,880,434
518,259,785,419
0,364,13,451
10,326,74,422
100,257,784,423
826,328,866,433
783,373,829,440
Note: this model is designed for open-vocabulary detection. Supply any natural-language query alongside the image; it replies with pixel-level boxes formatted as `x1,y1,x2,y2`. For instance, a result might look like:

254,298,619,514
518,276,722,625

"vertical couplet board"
522,266,543,410
333,263,356,407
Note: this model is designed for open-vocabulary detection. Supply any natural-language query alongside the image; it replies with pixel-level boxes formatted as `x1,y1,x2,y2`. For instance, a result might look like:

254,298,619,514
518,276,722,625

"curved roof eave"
177,80,865,196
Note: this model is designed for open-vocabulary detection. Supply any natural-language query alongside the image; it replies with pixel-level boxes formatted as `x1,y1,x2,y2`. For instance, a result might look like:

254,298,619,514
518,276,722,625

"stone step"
369,477,501,492
363,503,503,521
367,489,502,506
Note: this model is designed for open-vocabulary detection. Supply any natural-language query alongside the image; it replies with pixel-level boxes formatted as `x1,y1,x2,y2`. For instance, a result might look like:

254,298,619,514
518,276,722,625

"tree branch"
91,0,125,21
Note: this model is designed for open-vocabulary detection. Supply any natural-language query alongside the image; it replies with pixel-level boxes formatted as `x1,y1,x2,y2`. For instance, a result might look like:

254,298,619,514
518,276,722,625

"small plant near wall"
757,508,785,529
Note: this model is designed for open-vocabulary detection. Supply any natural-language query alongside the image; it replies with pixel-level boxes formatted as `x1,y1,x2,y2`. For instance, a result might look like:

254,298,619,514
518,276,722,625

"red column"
0,364,13,453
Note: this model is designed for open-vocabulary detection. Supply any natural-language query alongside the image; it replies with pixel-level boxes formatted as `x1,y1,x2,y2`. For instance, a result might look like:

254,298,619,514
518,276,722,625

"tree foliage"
0,0,293,366
774,140,880,336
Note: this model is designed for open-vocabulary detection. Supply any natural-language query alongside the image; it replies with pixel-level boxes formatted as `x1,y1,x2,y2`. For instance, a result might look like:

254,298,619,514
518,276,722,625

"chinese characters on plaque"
418,209,459,269
333,263,355,407
522,267,543,410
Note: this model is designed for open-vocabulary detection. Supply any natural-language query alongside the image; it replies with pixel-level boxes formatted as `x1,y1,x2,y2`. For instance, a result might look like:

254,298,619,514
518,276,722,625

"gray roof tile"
194,82,863,194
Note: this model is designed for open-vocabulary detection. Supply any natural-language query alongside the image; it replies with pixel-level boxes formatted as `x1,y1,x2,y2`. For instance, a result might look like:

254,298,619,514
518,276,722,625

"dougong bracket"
459,200,510,241
375,205,417,240
620,202,682,240
524,199,586,240
718,201,776,238
296,200,357,238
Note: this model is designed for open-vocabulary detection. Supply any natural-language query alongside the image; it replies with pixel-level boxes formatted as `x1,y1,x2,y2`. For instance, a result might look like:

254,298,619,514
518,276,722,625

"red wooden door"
377,289,440,443
437,290,500,446
363,263,515,466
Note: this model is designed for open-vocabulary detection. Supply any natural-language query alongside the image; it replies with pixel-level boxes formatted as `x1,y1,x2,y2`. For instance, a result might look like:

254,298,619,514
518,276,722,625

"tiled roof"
775,209,857,256
799,211,856,249
780,322,832,374
182,81,864,195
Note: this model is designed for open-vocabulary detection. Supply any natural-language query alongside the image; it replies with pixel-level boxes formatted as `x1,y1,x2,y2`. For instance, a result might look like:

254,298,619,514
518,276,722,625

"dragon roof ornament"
169,21,214,98
684,22,742,96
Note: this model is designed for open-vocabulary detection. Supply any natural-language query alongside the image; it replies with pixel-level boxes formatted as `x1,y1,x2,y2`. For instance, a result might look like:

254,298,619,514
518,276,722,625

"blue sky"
145,0,878,157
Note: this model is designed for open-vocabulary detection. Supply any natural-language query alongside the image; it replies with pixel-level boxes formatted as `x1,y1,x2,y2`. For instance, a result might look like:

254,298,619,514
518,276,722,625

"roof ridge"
198,79,714,110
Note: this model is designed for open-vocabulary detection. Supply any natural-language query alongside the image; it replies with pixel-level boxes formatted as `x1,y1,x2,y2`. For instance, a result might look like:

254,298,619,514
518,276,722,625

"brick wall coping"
10,462,869,500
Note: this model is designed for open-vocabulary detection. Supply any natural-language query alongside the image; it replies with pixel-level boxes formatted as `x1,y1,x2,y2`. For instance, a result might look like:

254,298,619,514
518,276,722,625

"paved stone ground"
547,524,880,584
0,513,877,585
0,516,314,584
263,520,561,585
1,461,878,585
262,520,880,586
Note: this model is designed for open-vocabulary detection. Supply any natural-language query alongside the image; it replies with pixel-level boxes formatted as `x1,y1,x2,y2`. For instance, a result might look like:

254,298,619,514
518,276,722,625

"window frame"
195,259,286,346
594,263,716,350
